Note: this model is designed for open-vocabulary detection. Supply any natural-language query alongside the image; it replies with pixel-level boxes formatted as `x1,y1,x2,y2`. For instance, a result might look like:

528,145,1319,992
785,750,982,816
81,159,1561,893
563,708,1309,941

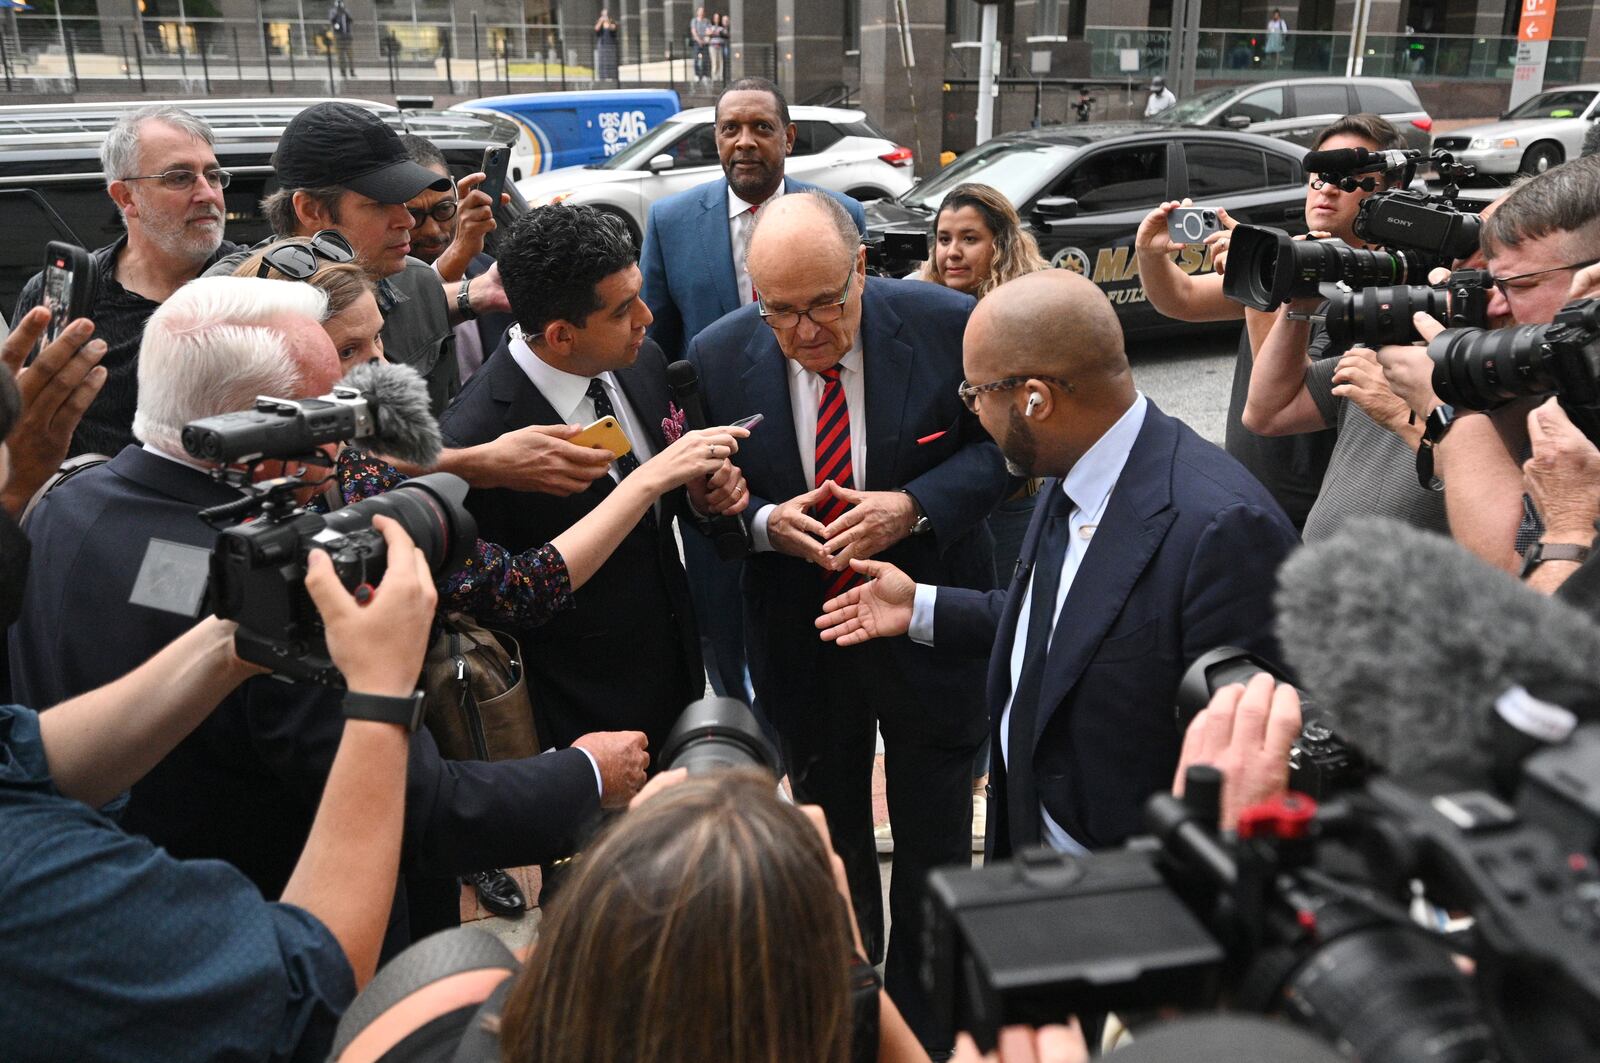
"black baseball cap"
273,102,451,204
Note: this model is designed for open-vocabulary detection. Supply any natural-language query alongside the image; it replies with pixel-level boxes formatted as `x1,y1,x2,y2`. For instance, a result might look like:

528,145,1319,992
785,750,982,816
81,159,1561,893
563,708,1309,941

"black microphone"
1274,519,1600,784
666,360,752,560
1301,146,1415,177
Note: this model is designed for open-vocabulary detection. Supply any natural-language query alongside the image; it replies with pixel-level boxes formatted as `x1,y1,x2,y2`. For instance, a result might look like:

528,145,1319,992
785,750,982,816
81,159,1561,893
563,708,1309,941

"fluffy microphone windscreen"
340,360,442,468
1274,518,1600,778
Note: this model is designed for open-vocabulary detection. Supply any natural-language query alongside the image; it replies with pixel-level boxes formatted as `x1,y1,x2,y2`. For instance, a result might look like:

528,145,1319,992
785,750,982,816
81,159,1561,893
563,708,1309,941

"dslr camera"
183,389,473,685
1430,297,1600,416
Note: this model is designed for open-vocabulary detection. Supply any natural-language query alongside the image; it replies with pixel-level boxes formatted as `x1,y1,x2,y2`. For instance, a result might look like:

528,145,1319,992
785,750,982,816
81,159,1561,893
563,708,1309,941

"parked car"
514,104,916,245
452,89,682,178
1147,76,1432,154
865,124,1311,337
1433,84,1600,177
0,98,524,313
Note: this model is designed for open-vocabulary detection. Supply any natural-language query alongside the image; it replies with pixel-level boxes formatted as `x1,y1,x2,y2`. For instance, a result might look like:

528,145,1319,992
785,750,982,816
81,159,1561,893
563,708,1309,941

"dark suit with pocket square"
686,276,1008,1044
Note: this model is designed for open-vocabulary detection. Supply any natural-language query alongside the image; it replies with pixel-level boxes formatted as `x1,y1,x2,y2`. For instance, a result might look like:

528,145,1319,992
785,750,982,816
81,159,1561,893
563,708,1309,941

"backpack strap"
21,453,110,527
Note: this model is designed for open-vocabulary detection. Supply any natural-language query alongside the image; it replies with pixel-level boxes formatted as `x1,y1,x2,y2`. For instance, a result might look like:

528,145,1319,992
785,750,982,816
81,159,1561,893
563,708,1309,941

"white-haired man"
10,277,608,957
12,104,240,457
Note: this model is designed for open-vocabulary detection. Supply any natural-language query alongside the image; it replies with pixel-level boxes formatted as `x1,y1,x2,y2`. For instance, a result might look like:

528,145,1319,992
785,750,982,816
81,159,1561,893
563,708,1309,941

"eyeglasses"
1309,175,1377,193
757,269,853,330
956,375,1075,412
1489,257,1600,300
406,199,459,226
122,168,232,191
256,230,355,280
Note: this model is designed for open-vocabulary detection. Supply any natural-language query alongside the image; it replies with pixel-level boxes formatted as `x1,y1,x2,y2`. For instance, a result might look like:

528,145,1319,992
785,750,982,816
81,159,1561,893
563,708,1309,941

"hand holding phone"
42,242,95,344
1168,207,1223,246
477,146,511,208
569,415,632,461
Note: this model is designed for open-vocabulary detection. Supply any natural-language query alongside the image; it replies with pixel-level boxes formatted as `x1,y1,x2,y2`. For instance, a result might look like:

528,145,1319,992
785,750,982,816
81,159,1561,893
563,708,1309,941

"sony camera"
1221,225,1435,312
1354,188,1482,263
1320,268,1492,349
925,736,1600,1061
1429,297,1600,414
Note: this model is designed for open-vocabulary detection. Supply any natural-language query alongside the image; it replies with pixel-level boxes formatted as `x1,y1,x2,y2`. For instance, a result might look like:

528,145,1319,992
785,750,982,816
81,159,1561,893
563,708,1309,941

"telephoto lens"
1322,284,1451,349
1222,225,1433,311
659,697,779,775
1430,298,1600,411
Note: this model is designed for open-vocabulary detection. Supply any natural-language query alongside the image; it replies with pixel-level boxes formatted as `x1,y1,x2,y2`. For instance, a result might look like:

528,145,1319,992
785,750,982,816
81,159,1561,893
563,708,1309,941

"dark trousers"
776,638,978,1051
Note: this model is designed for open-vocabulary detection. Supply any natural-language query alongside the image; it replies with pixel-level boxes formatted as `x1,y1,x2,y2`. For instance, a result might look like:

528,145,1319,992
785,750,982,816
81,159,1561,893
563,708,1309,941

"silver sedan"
1433,84,1600,177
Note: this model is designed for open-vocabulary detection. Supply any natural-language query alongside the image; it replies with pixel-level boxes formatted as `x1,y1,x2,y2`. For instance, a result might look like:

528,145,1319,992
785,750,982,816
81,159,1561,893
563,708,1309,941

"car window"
668,123,720,166
1295,84,1353,118
793,120,844,155
1265,152,1300,186
900,141,1075,211
841,117,892,139
1185,143,1266,196
1504,89,1598,120
1053,145,1168,213
1355,84,1415,114
1224,88,1284,124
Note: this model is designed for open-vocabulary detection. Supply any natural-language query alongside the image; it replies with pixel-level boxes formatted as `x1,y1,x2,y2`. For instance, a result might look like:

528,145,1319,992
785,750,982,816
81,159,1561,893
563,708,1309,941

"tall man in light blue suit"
640,77,866,705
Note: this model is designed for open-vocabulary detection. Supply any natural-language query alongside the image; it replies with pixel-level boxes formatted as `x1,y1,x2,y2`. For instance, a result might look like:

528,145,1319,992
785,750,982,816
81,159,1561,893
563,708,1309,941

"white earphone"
1025,392,1043,416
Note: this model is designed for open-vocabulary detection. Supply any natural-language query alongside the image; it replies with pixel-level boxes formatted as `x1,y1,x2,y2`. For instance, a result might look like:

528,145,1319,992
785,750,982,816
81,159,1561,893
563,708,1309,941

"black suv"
0,98,525,315
866,124,1310,337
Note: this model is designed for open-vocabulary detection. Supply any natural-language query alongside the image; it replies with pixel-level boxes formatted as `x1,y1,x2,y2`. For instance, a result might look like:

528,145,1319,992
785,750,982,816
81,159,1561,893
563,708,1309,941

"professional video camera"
1223,146,1487,328
865,228,930,277
178,364,471,684
925,653,1600,1061
1430,297,1600,416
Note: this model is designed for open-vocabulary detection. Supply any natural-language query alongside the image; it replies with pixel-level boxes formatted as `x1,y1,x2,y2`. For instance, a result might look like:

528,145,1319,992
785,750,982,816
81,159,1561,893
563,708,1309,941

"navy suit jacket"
8,446,601,951
933,403,1300,855
687,277,1008,740
436,337,703,756
640,175,868,361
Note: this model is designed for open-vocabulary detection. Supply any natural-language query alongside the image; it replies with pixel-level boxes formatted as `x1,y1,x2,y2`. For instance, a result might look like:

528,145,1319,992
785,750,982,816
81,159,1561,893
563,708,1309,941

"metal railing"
1083,27,1588,82
0,13,774,97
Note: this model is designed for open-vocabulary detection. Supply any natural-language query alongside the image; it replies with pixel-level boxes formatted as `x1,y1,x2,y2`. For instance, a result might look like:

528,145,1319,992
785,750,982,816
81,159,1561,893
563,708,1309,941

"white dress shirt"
505,325,657,484
750,335,867,552
909,393,1149,853
729,184,785,307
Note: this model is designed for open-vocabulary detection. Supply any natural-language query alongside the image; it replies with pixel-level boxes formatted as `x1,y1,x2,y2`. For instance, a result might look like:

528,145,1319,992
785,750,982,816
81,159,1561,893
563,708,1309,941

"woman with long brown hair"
916,183,1049,299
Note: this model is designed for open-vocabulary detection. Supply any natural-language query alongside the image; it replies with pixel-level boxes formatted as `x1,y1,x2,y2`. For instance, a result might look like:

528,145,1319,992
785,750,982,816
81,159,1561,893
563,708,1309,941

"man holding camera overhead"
9,278,617,959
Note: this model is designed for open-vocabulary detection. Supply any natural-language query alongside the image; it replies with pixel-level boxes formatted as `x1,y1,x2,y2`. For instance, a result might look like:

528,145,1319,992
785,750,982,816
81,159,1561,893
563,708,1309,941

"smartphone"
732,413,764,431
478,146,511,207
42,241,94,344
1168,207,1223,245
570,415,632,461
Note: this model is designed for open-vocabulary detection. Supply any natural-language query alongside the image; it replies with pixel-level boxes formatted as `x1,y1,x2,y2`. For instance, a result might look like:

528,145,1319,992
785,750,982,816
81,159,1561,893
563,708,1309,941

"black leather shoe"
469,869,526,918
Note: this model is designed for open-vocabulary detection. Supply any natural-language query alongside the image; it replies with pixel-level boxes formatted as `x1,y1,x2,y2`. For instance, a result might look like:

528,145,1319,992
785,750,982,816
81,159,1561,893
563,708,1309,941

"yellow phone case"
569,415,632,461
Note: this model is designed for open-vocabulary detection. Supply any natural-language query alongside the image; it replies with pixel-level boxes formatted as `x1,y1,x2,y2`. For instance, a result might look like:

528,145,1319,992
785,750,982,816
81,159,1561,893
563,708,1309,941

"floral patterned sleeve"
329,447,576,628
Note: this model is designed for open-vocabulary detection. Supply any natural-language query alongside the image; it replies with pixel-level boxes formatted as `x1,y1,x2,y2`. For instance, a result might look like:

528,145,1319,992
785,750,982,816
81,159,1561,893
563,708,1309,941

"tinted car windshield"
899,141,1076,211
1503,89,1598,120
1148,85,1239,125
596,119,699,170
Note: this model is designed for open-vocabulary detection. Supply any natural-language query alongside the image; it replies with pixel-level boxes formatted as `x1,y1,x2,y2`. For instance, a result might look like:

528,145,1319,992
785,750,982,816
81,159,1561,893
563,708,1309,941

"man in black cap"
1145,75,1177,117
214,102,512,416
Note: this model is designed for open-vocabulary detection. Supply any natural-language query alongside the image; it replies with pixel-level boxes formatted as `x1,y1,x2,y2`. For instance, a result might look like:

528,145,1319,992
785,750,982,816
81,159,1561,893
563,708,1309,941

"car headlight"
1469,137,1518,150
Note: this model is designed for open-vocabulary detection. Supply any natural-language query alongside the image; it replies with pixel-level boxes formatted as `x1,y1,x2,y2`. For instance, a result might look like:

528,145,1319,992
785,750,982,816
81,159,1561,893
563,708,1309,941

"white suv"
514,104,915,244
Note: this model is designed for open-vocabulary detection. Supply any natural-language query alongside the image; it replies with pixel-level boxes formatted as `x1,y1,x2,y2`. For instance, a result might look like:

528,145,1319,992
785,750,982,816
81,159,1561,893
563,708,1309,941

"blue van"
451,89,681,175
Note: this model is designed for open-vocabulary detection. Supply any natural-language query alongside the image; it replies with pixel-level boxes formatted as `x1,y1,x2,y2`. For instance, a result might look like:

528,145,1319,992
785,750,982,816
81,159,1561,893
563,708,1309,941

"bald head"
966,269,1128,386
747,192,859,280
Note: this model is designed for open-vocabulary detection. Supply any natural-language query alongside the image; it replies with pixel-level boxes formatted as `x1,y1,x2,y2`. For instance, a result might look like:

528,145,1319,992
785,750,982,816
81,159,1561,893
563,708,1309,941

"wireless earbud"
1025,392,1042,416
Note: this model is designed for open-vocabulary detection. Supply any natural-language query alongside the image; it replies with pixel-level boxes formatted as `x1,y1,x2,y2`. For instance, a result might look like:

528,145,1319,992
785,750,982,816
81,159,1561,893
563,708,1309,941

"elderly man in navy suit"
818,269,1299,860
687,191,1007,1051
641,76,866,708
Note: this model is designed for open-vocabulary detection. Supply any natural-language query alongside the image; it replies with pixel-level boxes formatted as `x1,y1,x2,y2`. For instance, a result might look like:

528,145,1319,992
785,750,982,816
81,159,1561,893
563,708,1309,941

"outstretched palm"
814,559,916,646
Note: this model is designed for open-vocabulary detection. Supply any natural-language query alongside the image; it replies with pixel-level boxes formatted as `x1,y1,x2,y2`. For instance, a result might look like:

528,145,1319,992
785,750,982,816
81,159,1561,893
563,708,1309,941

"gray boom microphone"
1274,518,1600,781
339,360,442,468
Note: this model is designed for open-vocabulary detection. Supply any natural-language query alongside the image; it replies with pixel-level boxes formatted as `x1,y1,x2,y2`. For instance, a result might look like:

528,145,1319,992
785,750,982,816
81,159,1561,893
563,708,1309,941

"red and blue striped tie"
814,365,859,600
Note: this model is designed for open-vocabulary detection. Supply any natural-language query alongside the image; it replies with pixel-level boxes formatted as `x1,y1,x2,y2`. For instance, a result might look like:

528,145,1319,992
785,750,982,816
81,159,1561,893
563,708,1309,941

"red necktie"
746,203,760,303
814,365,860,600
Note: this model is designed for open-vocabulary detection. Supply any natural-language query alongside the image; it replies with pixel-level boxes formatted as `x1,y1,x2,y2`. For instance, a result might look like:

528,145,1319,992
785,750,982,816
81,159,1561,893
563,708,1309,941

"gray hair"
1484,154,1600,259
100,105,215,188
261,185,345,237
747,190,860,272
134,277,329,459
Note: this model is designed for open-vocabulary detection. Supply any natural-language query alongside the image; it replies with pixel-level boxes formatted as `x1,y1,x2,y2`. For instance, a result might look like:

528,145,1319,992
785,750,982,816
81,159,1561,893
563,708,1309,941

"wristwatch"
1415,404,1461,491
456,276,477,321
343,689,427,732
1519,541,1592,580
899,489,931,535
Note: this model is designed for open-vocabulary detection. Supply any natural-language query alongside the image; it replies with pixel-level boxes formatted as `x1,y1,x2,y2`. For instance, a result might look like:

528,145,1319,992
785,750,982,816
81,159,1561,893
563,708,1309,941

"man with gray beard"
12,104,239,457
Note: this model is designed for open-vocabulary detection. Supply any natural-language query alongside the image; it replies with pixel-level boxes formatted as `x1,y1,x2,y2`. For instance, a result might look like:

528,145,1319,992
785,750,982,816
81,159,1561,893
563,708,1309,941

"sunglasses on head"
256,230,356,280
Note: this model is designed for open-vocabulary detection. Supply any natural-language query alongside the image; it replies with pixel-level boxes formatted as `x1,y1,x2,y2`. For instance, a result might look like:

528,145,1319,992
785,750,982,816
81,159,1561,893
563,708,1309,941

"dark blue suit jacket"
933,403,1300,855
640,176,868,361
687,277,1008,740
8,446,601,950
